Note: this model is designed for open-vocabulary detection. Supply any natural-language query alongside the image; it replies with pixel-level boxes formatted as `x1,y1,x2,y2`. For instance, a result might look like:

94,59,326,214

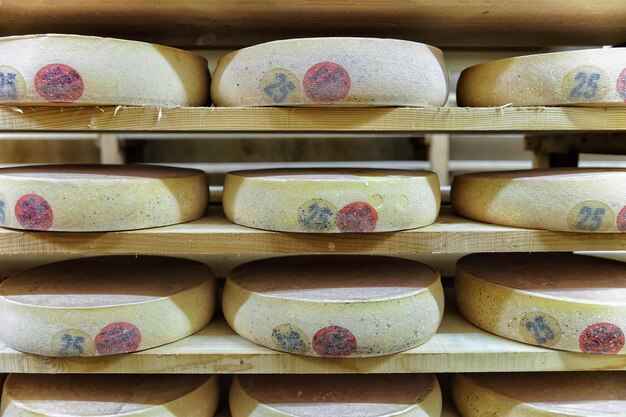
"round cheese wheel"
1,374,220,417
457,48,626,107
223,256,444,357
450,168,626,233
0,164,208,231
212,37,449,107
0,256,216,356
231,374,441,417
456,253,626,354
452,373,626,417
0,34,209,107
223,169,440,233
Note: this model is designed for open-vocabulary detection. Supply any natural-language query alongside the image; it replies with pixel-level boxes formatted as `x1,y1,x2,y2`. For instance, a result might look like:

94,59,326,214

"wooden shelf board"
1,107,625,133
2,306,625,374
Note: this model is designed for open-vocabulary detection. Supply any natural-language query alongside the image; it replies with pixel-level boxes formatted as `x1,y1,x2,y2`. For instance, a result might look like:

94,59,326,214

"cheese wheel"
457,48,626,107
0,34,209,107
223,169,440,233
223,256,444,357
212,37,449,107
1,374,219,417
456,253,626,354
0,164,208,231
0,256,216,356
452,373,626,417
231,374,441,417
450,168,626,233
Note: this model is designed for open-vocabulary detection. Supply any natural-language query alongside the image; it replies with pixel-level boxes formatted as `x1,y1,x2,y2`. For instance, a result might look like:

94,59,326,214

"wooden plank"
526,134,626,155
0,107,625,133
0,1,624,47
0,207,623,256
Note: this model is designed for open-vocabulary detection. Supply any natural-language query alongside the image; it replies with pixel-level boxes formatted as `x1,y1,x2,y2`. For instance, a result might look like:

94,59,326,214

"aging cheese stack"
0,256,216,356
0,34,209,106
457,48,626,107
223,256,444,357
451,168,626,232
0,164,208,231
456,253,626,354
212,37,449,107
231,374,441,417
452,373,626,417
223,169,440,233
1,374,220,417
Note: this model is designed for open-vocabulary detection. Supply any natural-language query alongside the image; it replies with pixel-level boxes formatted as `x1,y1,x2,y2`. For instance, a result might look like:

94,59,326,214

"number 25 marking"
575,206,606,231
570,71,600,99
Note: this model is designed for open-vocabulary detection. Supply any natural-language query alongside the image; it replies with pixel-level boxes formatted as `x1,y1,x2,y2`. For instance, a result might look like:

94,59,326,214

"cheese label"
0,192,7,225
519,312,562,347
260,68,301,104
0,66,25,101
567,200,615,232
95,322,142,355
272,323,311,354
14,194,53,230
52,329,96,357
303,61,351,104
312,325,357,357
579,322,625,354
297,198,337,231
617,205,626,232
561,65,610,102
336,202,378,232
35,63,84,103
616,68,626,102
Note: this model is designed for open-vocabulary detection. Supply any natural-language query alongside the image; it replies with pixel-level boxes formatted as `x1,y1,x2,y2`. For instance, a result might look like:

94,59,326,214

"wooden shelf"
1,107,625,133
3,304,626,374
0,207,624,256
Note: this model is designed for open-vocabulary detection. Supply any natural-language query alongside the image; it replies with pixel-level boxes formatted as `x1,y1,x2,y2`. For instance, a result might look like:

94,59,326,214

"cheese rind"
1,374,220,416
0,34,209,106
212,37,449,107
0,256,216,356
456,253,626,354
231,374,441,417
452,373,626,417
223,169,441,233
450,168,626,232
457,48,626,107
0,164,208,231
223,256,444,357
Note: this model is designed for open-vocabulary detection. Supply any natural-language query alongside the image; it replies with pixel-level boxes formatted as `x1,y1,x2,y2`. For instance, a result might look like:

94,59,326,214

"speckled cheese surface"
231,374,441,417
211,37,449,107
0,256,216,357
452,373,626,417
0,164,209,231
457,48,626,107
451,168,626,232
223,169,440,233
222,256,444,357
456,253,626,354
0,34,209,106
1,374,220,417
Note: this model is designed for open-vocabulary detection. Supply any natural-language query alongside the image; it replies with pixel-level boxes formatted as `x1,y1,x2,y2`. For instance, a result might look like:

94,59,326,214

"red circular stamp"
579,322,624,354
14,194,53,231
35,64,84,103
312,325,357,357
303,62,351,104
616,68,626,103
95,322,142,355
336,202,378,232
617,205,626,232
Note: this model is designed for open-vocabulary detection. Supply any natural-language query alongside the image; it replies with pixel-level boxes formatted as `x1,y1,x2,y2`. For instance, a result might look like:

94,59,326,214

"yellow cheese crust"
0,164,208,231
452,373,626,417
223,255,444,357
456,253,626,354
457,48,626,107
223,169,441,233
231,374,441,417
451,168,626,233
0,34,210,107
212,37,449,107
0,256,216,357
1,374,220,417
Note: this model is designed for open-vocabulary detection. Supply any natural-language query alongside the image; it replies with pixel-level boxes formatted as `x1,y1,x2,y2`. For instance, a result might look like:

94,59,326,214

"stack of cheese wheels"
211,37,449,107
223,256,444,357
456,253,626,354
457,48,626,106
223,169,440,233
231,374,441,417
0,34,209,106
0,256,216,356
1,374,220,417
0,164,208,231
451,168,626,232
452,373,626,417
